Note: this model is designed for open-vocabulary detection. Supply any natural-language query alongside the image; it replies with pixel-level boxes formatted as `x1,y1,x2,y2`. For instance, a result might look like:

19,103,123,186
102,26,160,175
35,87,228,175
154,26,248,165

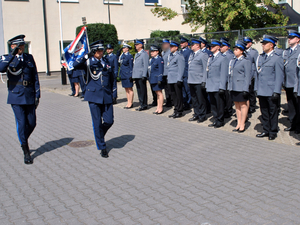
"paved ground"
0,73,300,224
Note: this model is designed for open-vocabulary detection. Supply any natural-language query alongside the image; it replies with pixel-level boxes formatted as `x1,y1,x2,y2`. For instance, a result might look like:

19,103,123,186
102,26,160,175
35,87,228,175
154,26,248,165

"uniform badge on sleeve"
13,68,16,72
93,71,96,75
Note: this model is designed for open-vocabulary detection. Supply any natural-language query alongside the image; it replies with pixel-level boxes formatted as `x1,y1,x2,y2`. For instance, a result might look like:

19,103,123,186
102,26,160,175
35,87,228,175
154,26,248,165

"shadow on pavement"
31,137,74,159
106,135,135,153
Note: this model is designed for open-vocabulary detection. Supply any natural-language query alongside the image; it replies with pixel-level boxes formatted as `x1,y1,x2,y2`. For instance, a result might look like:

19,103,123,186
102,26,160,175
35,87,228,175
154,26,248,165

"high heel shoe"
238,128,245,133
124,105,133,109
155,110,164,115
232,128,240,132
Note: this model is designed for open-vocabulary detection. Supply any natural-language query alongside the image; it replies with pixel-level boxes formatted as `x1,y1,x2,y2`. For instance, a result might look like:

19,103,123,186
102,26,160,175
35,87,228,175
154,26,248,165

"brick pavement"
0,74,300,224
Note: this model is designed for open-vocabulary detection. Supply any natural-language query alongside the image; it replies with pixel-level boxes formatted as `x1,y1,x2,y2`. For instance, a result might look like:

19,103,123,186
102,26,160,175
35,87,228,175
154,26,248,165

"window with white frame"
278,0,287,3
57,0,79,3
103,0,123,4
181,0,188,5
145,0,161,6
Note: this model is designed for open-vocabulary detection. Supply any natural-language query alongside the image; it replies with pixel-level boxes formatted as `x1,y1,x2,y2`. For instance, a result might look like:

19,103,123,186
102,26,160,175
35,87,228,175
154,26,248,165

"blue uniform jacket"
132,49,149,79
105,53,119,78
0,53,40,105
294,53,300,96
204,51,229,92
180,47,192,78
228,56,251,92
167,51,185,84
84,56,114,104
282,45,300,88
119,52,133,80
187,49,208,84
245,47,259,79
255,51,284,97
72,56,86,78
148,56,164,84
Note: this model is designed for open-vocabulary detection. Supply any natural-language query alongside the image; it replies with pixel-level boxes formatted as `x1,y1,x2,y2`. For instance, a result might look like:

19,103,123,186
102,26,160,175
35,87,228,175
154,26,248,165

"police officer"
0,35,40,164
82,41,114,158
167,41,185,118
119,43,134,109
204,39,229,128
132,39,149,111
72,52,87,99
180,37,192,110
282,30,300,133
274,37,284,56
244,37,259,114
149,45,164,114
67,68,75,96
255,35,284,140
105,44,119,104
220,37,235,118
187,38,209,123
228,40,251,132
161,39,172,107
294,53,300,145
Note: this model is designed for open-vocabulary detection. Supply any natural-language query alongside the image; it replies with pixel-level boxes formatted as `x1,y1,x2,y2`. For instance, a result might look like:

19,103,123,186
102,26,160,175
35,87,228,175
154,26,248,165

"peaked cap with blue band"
243,37,253,43
288,30,300,38
90,40,104,51
170,41,180,47
8,35,25,45
260,35,277,45
210,39,222,46
233,40,247,51
134,39,144,45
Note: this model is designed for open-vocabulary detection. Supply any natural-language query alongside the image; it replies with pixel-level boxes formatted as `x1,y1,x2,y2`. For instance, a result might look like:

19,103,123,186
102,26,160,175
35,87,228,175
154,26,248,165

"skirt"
72,76,80,83
121,78,133,88
231,91,248,102
151,83,164,91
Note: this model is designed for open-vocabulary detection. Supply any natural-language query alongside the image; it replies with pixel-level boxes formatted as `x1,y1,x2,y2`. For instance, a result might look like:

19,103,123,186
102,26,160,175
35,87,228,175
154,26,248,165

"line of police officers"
2,30,300,164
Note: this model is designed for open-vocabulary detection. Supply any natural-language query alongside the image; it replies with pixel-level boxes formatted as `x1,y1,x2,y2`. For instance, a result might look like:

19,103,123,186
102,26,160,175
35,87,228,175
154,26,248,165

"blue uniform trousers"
258,96,279,135
88,102,114,150
182,76,191,107
79,75,86,97
68,74,75,95
11,104,36,145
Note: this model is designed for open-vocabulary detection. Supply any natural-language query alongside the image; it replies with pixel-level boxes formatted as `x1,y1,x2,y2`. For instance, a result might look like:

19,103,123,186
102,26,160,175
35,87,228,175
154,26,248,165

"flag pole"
58,0,67,85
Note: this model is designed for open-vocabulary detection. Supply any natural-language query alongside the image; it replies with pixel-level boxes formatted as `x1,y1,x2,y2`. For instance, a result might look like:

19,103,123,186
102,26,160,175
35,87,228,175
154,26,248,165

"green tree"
151,0,289,32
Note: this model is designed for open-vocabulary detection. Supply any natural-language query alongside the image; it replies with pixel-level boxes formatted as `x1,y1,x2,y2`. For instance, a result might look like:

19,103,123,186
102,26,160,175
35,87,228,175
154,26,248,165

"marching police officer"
132,39,149,111
80,40,114,158
148,45,164,114
72,52,86,99
187,38,209,123
167,41,185,118
119,43,134,109
244,37,259,114
220,37,235,118
105,44,119,104
180,37,192,110
204,39,229,128
255,35,284,140
67,68,75,96
161,39,172,107
282,30,300,133
228,40,252,132
0,35,40,164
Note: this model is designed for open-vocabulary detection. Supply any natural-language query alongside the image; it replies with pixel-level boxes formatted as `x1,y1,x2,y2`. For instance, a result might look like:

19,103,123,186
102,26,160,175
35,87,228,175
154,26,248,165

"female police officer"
228,40,251,132
119,43,134,109
76,40,114,158
149,45,164,114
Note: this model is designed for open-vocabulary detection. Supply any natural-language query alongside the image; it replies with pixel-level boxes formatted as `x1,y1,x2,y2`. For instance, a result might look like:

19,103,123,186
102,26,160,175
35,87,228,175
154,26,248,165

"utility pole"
108,0,111,24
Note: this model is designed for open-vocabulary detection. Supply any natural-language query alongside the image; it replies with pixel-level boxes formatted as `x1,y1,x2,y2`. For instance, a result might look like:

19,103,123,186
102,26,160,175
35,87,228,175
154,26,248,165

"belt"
9,80,33,87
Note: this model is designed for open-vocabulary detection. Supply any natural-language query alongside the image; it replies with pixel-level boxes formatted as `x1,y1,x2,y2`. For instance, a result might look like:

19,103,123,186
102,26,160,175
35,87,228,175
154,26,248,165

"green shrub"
150,30,180,38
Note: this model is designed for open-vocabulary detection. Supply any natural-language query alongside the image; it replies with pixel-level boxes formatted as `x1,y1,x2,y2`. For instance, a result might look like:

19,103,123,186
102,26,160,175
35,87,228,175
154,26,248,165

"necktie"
290,49,293,54
170,53,173,57
211,55,214,61
265,54,268,60
233,59,238,67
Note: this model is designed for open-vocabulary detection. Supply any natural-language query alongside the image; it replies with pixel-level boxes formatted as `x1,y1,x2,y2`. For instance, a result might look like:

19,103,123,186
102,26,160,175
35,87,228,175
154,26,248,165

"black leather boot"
21,144,33,164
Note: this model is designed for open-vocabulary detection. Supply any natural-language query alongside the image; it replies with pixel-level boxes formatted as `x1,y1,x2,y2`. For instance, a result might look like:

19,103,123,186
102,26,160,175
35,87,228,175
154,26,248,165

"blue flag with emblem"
62,26,89,70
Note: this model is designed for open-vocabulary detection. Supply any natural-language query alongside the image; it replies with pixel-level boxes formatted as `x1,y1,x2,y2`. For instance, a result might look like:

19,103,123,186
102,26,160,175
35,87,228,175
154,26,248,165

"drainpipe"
0,0,5,55
42,0,50,75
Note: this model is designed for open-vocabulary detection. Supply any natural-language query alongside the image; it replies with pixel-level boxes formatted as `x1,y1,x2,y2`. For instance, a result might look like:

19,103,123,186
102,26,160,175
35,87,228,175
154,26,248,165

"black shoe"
197,117,206,123
80,95,84,99
249,109,255,114
232,128,240,132
214,123,224,128
101,149,109,158
256,132,269,138
296,142,300,146
183,106,191,111
149,102,157,107
173,113,183,118
136,107,147,111
113,98,117,104
284,127,295,132
21,144,33,165
155,111,164,115
208,122,216,127
283,109,289,113
188,116,199,122
124,105,133,109
295,130,300,134
169,113,176,118
69,93,75,96
268,135,277,140
238,129,245,133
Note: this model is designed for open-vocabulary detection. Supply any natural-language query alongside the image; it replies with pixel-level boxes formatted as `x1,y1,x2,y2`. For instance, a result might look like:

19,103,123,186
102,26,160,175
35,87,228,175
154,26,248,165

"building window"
145,0,161,6
278,0,287,3
181,0,188,5
103,0,122,4
59,40,72,58
57,0,79,3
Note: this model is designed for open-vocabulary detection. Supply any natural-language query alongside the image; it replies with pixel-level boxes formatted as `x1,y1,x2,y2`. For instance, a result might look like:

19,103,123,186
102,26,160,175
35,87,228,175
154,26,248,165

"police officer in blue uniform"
228,40,252,132
180,37,192,110
132,39,149,111
187,38,209,123
149,45,164,114
0,35,40,164
293,53,300,145
80,41,114,158
72,53,86,98
119,43,134,109
105,44,119,104
282,30,300,133
220,37,235,118
204,39,229,128
67,68,75,96
161,39,172,107
167,41,185,118
255,35,284,140
244,37,259,114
